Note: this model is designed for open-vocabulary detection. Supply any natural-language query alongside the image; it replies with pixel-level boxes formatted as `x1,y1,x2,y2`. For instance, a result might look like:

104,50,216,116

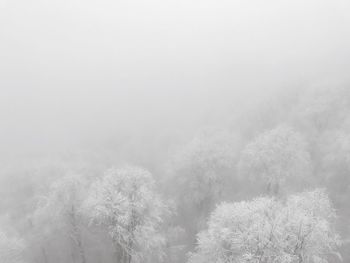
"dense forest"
1,86,350,263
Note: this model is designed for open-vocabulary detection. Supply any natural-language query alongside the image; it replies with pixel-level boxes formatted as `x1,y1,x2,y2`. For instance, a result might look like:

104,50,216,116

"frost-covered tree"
0,230,26,263
322,131,350,175
189,189,341,263
84,166,169,263
318,130,350,212
238,125,312,195
171,129,239,218
293,86,350,133
33,173,88,263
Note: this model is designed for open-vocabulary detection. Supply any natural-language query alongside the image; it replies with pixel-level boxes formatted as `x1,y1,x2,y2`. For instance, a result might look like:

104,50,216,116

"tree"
189,189,341,263
167,129,240,247
238,125,312,196
84,166,169,263
170,129,239,220
321,131,350,185
0,230,26,263
292,86,350,133
33,173,88,263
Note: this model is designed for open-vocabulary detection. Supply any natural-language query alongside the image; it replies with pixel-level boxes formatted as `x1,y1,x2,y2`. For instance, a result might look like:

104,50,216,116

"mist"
2,0,350,155
1,0,350,262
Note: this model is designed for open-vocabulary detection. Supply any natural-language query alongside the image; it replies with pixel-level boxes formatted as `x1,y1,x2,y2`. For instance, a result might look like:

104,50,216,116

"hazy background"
1,1,350,263
1,0,350,160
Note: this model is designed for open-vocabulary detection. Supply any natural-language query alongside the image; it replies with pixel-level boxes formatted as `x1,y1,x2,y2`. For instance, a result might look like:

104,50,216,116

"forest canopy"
0,86,349,263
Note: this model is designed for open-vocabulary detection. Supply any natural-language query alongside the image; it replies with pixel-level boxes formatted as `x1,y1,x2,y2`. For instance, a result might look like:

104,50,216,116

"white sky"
1,0,350,155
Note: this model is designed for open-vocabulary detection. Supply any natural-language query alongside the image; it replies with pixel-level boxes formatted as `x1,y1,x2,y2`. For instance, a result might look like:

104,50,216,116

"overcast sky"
1,0,350,156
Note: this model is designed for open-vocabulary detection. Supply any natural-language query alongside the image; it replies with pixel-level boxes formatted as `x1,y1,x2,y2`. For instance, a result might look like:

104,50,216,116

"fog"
2,0,350,155
1,0,350,262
